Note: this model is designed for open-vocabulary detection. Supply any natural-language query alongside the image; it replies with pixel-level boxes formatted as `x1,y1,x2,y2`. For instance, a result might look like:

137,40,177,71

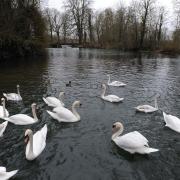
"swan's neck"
108,76,111,84
17,87,20,96
101,86,106,98
28,133,34,157
112,127,124,140
59,94,64,105
32,107,38,121
72,104,80,121
154,97,158,109
2,102,7,117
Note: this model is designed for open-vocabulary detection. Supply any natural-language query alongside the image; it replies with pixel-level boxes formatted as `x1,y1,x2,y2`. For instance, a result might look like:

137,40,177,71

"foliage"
0,0,46,59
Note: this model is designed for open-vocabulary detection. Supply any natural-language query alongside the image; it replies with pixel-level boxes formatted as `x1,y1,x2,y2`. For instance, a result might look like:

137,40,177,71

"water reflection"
0,48,180,179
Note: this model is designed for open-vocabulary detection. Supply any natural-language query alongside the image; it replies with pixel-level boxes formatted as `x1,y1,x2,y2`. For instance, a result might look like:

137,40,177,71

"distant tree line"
44,0,180,53
0,0,46,59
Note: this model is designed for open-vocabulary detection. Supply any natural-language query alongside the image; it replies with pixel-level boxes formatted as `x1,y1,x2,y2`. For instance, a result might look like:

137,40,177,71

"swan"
112,122,159,154
0,98,9,118
0,166,18,180
4,103,38,125
107,75,126,87
101,84,124,103
163,112,180,133
3,84,22,101
0,121,8,137
47,100,81,122
135,96,158,113
25,124,47,161
43,92,65,107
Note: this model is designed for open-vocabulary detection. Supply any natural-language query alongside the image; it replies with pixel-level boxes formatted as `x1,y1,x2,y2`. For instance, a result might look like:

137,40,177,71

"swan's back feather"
53,107,77,122
163,112,180,133
43,97,63,107
103,95,123,102
114,131,149,150
3,93,22,101
136,105,158,113
5,114,36,125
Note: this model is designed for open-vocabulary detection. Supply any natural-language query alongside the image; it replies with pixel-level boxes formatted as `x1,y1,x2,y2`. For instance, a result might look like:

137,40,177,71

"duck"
0,121,8,137
135,95,158,113
111,122,159,154
107,75,126,87
47,100,81,122
0,98,9,118
101,84,124,103
43,92,65,107
4,103,38,125
25,124,47,161
163,112,180,133
66,81,71,87
3,84,22,101
0,166,18,180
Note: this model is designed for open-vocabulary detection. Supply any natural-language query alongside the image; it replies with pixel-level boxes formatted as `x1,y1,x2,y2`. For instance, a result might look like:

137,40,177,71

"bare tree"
64,0,92,44
139,0,155,49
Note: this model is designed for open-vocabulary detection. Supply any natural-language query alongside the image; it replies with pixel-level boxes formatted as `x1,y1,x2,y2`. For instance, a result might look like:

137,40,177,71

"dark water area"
0,48,180,180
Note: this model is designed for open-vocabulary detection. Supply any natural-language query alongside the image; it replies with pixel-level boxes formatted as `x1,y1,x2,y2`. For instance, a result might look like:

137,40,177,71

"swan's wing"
109,81,126,86
105,95,123,102
0,169,18,180
0,121,8,137
33,124,47,156
3,93,20,101
5,114,35,125
163,112,180,132
136,105,157,113
114,131,149,149
45,97,62,107
53,107,76,122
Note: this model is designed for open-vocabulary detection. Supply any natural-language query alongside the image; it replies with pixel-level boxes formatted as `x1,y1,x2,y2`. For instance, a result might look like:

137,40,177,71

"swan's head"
112,122,124,134
73,100,82,107
24,129,33,144
59,92,65,97
17,84,20,88
102,84,106,89
31,103,36,108
1,98,5,103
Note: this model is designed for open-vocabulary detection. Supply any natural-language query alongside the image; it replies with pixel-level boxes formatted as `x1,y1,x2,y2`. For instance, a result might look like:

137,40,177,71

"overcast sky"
46,0,174,11
44,0,175,29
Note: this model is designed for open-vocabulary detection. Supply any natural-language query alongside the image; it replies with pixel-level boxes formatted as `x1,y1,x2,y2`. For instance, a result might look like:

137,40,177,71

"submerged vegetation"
0,0,46,59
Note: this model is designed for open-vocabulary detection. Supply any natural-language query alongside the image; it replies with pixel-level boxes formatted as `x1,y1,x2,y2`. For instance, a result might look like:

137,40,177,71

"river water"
0,48,180,180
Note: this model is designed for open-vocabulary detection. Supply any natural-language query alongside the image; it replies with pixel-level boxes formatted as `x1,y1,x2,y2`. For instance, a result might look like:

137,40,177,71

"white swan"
135,96,158,113
3,84,22,101
43,92,65,107
163,112,180,133
4,103,38,125
0,98,9,118
101,84,124,103
107,75,126,87
112,122,159,154
47,100,81,122
25,124,47,161
0,166,18,180
0,121,8,137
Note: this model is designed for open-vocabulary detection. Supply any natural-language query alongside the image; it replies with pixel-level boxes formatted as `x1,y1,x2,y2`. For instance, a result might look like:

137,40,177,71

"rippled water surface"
0,48,180,180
